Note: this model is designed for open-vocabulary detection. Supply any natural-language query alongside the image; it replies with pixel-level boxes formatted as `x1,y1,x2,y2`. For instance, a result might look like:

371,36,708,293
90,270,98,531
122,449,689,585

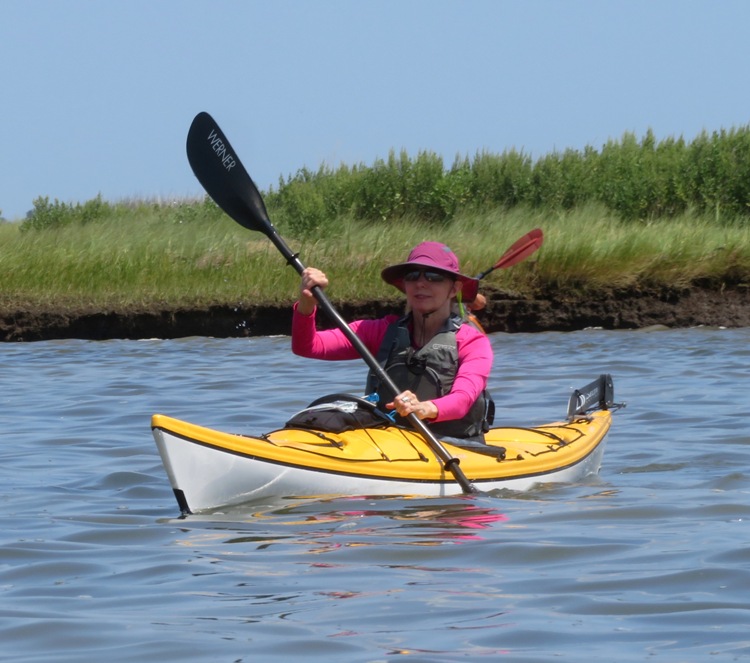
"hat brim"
381,262,479,303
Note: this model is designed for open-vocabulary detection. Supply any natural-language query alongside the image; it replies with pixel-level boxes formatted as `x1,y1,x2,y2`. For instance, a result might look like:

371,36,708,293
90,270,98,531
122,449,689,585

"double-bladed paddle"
185,111,477,494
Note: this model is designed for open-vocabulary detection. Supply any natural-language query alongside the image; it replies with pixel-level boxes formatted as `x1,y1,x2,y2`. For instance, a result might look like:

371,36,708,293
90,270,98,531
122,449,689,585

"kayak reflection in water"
291,242,495,443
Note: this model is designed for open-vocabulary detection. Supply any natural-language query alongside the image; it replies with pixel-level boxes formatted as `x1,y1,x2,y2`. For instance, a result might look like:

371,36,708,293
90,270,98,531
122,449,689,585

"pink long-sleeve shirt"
291,303,493,423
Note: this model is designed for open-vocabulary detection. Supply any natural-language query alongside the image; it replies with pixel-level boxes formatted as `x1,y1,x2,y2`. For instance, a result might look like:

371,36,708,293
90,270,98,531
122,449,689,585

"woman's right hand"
297,267,329,315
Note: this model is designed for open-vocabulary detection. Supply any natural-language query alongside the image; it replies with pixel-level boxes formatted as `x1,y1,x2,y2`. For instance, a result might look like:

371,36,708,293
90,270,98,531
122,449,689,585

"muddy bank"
1,286,748,342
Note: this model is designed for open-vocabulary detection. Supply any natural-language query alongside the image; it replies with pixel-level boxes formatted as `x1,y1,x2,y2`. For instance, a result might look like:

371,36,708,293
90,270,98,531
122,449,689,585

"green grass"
533,208,750,291
1,200,748,312
265,125,750,230
4,123,750,312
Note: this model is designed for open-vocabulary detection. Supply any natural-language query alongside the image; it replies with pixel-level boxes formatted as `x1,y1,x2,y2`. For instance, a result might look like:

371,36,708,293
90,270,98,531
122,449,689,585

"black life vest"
365,313,494,441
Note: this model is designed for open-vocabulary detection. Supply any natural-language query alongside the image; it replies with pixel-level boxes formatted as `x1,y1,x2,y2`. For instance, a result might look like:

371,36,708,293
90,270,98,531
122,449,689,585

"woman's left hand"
387,391,438,420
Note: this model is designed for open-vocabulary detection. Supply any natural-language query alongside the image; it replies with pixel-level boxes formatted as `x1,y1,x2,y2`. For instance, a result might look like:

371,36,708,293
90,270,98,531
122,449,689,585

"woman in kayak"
292,242,494,442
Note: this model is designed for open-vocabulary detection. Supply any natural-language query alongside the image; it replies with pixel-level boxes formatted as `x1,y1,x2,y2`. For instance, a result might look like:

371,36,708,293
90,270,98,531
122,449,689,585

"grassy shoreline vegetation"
1,127,749,314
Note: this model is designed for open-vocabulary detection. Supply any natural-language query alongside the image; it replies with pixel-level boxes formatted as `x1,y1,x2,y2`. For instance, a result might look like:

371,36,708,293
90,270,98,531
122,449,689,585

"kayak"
152,375,617,514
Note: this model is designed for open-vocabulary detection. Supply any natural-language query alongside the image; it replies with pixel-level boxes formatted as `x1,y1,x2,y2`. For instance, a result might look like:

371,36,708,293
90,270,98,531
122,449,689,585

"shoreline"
1,285,748,342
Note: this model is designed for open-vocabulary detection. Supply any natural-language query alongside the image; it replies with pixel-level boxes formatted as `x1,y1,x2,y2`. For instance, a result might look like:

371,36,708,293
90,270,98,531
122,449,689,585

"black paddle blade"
186,112,272,236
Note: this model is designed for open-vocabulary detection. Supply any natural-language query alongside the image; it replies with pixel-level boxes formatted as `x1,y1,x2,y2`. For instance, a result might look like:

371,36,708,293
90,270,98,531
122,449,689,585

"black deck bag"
285,393,394,433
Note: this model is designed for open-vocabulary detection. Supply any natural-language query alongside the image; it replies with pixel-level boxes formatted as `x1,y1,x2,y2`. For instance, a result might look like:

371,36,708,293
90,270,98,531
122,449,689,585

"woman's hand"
386,390,438,421
297,267,329,315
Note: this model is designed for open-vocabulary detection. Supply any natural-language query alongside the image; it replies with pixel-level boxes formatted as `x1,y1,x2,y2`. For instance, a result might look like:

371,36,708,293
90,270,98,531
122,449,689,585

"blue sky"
2,0,749,221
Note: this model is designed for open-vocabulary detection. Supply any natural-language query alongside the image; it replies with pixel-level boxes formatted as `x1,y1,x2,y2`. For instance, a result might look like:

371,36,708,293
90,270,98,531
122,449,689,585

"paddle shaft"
186,112,476,494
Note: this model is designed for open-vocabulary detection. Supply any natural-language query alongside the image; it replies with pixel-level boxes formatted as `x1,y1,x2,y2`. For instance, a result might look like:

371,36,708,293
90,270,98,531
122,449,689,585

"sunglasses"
403,269,453,283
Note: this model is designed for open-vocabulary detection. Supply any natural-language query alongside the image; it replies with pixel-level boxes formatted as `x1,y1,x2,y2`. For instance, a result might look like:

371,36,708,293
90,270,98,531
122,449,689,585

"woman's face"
403,269,461,315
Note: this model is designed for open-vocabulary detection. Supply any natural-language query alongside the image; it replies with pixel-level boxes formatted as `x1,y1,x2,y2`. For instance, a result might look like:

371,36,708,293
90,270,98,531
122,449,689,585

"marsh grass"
1,200,748,312
544,209,749,290
4,123,750,312
265,125,750,232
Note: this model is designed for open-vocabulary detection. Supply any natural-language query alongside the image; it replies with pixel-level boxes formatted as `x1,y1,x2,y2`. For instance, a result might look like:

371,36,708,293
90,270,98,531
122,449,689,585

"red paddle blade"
494,228,544,269
476,228,544,279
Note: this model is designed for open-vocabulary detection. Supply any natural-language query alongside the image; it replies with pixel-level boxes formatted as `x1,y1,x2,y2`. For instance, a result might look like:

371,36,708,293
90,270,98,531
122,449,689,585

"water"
1,328,749,662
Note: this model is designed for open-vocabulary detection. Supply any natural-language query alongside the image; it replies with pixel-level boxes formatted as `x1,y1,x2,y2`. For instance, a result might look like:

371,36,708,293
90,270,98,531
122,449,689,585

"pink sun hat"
381,242,479,302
